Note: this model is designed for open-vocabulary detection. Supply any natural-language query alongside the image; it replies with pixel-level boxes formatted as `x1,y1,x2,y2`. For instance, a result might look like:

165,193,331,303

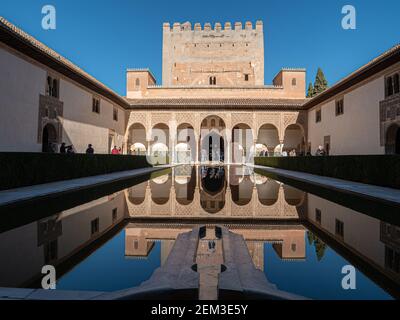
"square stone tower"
162,21,264,86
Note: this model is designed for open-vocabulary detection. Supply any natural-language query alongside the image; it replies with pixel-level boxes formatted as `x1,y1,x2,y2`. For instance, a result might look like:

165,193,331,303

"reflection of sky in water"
264,240,393,300
0,166,398,299
57,230,161,292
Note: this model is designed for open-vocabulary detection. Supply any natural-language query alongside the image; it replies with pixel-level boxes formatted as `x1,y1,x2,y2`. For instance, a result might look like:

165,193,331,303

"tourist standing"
111,146,120,155
59,142,66,154
86,144,94,154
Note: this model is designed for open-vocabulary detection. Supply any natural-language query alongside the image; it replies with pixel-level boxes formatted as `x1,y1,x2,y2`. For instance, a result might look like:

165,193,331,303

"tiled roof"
304,43,400,109
127,98,308,109
0,16,130,108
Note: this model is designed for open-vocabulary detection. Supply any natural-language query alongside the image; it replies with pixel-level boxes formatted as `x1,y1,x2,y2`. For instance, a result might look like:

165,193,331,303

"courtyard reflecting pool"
0,165,398,299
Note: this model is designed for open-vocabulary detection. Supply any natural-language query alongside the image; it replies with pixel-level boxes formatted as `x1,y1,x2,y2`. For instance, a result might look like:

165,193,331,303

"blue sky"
1,0,399,96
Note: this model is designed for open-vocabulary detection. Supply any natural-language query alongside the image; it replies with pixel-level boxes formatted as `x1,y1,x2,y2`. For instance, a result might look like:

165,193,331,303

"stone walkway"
252,165,400,206
0,166,170,207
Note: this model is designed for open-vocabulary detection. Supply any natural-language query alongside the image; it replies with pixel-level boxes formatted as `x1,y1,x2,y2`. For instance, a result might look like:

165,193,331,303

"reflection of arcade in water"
126,165,306,219
0,174,398,298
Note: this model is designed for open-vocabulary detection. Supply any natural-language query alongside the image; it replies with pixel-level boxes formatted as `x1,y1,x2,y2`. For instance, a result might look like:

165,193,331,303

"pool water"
0,165,398,300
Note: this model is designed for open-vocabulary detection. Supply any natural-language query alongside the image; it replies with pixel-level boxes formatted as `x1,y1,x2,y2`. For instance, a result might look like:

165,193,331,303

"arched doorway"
176,123,196,163
386,124,400,155
283,124,305,156
257,124,280,157
42,124,57,153
200,116,226,163
150,123,170,164
232,123,253,164
128,123,147,155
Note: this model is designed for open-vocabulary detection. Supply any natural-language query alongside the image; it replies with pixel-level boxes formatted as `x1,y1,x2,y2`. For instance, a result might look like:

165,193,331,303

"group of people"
258,146,327,157
58,143,123,155
59,143,75,154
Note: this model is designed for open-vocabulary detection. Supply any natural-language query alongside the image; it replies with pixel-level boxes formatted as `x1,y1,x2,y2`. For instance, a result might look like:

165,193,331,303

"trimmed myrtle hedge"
255,155,400,189
0,153,151,191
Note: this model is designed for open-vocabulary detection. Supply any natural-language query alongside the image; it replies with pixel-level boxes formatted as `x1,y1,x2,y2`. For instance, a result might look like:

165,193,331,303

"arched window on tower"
135,78,140,87
209,76,216,86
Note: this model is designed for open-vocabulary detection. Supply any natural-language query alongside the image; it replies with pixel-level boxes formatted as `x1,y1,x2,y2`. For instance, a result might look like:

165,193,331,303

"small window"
316,109,322,123
46,75,59,98
385,246,400,273
244,74,249,81
335,98,344,116
135,78,140,87
315,209,322,224
335,219,344,238
92,97,100,114
209,76,216,85
386,76,394,97
91,218,99,235
292,78,297,86
112,208,118,223
113,108,118,121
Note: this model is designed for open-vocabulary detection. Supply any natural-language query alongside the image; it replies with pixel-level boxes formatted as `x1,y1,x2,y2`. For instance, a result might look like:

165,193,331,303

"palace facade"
0,17,399,163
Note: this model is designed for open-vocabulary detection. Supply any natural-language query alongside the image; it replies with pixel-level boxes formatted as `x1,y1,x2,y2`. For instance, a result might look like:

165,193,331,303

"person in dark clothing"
66,145,75,154
59,143,66,154
86,144,94,154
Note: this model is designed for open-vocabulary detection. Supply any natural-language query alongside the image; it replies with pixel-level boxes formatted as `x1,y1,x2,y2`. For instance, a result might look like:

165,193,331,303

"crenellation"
162,20,265,86
245,21,252,30
234,22,242,30
182,21,191,31
173,22,181,32
255,20,263,31
164,21,263,32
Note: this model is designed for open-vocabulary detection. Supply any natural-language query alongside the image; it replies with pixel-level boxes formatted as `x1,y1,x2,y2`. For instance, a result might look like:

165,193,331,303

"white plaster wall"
60,79,126,154
0,46,46,151
0,46,126,154
308,76,385,155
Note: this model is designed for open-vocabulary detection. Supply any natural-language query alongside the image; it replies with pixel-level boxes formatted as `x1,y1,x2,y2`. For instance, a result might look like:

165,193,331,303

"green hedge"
0,153,151,191
255,155,400,189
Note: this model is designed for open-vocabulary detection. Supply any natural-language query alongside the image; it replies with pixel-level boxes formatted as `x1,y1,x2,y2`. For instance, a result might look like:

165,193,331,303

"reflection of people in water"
203,166,224,180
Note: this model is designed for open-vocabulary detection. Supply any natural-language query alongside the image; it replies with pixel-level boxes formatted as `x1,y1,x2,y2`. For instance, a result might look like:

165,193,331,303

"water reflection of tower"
246,241,264,271
161,240,175,266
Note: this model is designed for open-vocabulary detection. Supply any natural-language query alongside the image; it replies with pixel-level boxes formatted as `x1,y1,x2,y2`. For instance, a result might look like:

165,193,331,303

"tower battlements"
163,21,263,32
162,20,264,87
